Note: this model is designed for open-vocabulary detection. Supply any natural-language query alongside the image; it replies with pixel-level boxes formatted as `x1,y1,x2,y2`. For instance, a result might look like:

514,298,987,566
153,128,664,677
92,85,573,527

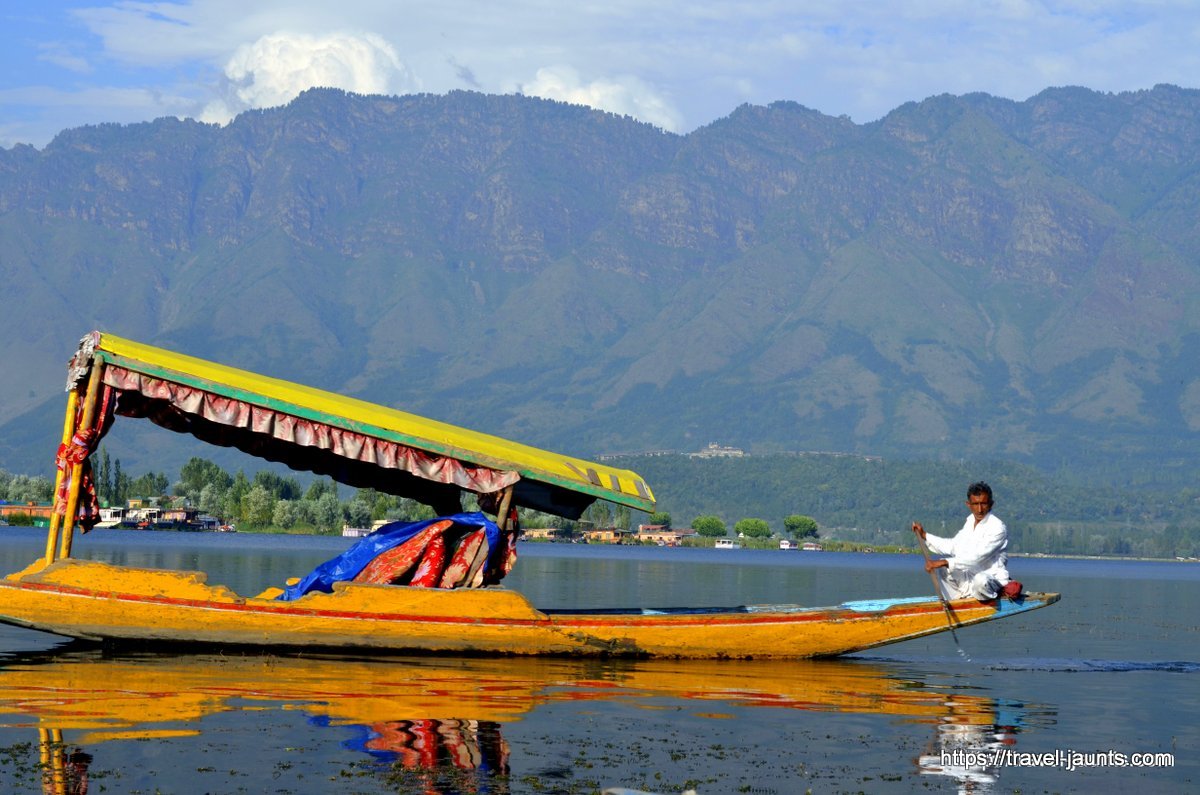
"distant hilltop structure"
595,443,745,460
689,442,745,459
596,445,882,461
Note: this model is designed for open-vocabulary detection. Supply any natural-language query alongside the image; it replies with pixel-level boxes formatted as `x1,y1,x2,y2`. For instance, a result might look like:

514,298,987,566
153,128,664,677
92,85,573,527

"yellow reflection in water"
1,649,1006,794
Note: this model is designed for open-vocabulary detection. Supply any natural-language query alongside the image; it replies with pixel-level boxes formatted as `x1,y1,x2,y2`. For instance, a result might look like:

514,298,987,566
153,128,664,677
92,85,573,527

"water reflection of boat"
919,722,1010,793
0,649,1004,732
0,649,1018,794
916,699,1034,795
348,717,511,795
30,732,92,795
0,332,1058,657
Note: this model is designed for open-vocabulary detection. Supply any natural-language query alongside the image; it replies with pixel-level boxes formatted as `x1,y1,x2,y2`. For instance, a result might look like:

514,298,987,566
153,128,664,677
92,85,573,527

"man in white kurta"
911,482,1011,600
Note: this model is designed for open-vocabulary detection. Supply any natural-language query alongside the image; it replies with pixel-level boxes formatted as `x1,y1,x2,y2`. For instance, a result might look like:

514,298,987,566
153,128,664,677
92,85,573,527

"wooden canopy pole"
57,360,104,561
43,389,80,564
463,484,516,587
494,484,515,532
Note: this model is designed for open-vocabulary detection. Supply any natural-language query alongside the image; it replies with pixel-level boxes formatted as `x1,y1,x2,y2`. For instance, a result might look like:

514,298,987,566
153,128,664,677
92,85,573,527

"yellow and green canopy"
69,331,654,518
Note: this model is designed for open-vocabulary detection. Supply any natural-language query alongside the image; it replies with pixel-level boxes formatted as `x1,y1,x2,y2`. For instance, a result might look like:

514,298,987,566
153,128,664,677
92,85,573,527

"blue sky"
3,1,1199,148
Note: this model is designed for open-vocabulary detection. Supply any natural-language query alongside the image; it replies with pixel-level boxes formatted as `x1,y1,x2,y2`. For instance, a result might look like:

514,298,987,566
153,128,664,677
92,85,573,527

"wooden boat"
0,331,1058,658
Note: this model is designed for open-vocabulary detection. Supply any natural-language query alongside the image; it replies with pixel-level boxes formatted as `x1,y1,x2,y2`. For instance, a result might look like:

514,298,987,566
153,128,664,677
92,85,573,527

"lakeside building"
520,528,559,541
582,527,632,544
689,443,745,459
0,502,54,525
636,525,698,546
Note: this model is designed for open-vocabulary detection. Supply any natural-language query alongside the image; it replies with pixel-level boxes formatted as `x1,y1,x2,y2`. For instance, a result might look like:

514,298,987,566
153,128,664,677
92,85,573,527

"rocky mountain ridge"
2,85,1199,482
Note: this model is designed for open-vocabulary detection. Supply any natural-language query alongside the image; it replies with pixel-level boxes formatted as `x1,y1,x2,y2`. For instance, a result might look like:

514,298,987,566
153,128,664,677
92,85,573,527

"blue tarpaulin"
277,512,500,601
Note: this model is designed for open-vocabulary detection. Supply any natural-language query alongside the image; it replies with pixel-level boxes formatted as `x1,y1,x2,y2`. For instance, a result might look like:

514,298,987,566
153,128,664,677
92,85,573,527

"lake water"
0,527,1195,794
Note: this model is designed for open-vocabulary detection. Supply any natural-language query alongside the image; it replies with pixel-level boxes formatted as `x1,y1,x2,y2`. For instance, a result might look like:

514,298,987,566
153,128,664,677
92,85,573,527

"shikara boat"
0,331,1058,658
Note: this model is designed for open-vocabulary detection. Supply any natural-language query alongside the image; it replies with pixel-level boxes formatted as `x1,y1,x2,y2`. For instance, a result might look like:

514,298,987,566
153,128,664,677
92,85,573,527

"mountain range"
2,84,1200,484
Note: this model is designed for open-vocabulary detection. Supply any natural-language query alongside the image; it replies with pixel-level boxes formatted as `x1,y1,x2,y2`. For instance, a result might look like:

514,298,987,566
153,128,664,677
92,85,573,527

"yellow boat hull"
0,559,1058,658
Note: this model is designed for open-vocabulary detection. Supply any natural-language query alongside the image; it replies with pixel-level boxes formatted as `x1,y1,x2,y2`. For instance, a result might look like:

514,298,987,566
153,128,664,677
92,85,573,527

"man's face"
967,494,993,523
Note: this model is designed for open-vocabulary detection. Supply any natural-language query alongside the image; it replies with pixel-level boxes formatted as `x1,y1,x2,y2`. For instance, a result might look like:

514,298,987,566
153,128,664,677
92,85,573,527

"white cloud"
37,42,94,74
5,0,1200,148
200,31,416,123
520,65,683,132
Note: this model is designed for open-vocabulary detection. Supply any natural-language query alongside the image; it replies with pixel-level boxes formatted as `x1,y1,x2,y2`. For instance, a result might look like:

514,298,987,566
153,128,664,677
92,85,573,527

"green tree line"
0,469,54,504
105,453,606,535
169,456,446,533
7,452,1200,556
615,453,1200,558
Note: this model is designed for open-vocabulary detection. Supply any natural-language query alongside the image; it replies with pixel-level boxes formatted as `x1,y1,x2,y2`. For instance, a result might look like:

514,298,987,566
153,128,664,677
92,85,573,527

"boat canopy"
58,331,655,524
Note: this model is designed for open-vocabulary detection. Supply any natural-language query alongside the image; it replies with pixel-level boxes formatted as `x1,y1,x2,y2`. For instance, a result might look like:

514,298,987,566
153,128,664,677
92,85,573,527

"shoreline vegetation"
2,522,1193,563
4,450,1200,560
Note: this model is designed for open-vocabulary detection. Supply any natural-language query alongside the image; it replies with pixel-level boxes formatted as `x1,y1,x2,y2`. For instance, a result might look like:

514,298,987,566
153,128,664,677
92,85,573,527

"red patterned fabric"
408,532,449,587
348,519,517,590
353,521,453,585
439,529,489,588
53,432,92,514
101,365,519,500
483,507,520,585
53,383,116,533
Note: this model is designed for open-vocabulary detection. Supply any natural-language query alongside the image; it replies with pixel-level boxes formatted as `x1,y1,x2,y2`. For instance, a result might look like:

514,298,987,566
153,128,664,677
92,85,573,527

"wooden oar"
914,530,967,655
